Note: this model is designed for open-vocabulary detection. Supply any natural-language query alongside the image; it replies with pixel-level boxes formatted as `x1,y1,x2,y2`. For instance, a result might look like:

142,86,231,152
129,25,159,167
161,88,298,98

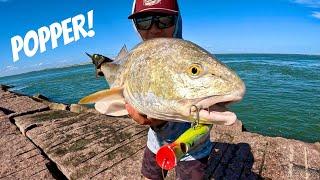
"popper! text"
11,10,95,62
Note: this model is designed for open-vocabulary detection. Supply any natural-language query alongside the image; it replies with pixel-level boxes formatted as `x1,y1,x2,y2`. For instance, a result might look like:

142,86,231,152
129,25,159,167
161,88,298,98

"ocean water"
0,54,319,143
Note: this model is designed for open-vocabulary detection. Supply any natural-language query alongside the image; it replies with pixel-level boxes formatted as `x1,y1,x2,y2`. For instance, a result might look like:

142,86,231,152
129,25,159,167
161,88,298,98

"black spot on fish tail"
85,52,114,77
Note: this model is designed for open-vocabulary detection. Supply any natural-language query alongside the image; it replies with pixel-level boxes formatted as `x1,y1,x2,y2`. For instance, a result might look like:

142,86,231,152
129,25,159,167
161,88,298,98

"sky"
0,0,320,77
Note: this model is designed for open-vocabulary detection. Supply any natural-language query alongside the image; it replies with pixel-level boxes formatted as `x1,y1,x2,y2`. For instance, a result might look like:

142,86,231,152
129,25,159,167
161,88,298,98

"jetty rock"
0,90,319,179
0,84,13,91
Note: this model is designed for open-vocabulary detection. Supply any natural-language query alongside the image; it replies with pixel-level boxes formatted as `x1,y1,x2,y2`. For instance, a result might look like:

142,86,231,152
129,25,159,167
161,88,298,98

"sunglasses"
134,15,177,30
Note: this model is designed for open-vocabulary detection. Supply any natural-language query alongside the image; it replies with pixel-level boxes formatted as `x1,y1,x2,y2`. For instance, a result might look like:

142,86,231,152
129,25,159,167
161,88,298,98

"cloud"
294,0,320,8
1,65,18,74
5,65,17,70
30,62,44,67
293,0,320,19
311,11,320,18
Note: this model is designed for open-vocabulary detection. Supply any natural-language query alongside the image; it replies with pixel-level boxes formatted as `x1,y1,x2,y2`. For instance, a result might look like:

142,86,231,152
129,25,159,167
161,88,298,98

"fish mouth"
193,93,244,125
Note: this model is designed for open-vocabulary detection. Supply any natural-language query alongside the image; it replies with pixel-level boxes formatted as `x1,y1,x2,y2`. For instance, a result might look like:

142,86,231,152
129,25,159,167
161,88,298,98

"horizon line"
0,52,319,78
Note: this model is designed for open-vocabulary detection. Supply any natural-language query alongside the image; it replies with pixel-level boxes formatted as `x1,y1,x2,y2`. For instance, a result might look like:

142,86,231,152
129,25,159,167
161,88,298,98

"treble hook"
190,105,201,129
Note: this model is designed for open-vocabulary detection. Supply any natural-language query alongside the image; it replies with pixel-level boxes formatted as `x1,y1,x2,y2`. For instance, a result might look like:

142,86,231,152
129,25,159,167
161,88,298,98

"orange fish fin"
78,87,123,104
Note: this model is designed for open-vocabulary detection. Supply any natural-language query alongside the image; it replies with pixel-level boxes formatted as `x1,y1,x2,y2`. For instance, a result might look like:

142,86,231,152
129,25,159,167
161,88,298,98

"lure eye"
187,64,203,77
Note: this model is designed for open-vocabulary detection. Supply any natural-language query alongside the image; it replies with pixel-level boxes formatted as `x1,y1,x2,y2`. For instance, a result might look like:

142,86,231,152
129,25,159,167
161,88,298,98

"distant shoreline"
0,62,92,78
1,53,319,78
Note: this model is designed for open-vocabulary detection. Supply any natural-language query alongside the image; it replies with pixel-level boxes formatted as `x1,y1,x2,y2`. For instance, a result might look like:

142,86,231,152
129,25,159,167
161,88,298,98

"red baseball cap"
128,0,179,19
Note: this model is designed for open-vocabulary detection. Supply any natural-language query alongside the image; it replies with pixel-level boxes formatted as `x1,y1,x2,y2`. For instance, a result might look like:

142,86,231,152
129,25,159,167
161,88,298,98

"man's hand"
125,103,166,127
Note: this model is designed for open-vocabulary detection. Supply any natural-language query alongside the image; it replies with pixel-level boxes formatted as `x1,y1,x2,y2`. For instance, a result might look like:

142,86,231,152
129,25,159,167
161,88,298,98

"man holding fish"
81,0,245,179
129,0,212,179
127,0,214,179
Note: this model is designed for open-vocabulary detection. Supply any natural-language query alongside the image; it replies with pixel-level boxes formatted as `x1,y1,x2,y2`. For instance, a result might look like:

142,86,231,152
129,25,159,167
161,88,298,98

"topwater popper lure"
156,105,213,170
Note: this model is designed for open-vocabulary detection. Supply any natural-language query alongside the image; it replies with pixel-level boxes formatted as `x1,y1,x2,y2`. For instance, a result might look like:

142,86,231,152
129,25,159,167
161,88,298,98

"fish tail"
85,52,114,77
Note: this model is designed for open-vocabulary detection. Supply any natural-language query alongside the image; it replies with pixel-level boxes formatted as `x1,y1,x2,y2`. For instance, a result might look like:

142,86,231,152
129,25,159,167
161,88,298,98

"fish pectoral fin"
78,87,127,116
78,87,124,104
95,99,128,116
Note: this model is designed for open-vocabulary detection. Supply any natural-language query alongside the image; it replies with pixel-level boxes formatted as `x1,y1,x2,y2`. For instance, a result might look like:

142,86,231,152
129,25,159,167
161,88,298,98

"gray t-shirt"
147,121,213,161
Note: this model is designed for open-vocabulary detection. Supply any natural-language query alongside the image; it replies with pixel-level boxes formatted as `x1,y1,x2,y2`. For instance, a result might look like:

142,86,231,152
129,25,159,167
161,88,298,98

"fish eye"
187,64,203,77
